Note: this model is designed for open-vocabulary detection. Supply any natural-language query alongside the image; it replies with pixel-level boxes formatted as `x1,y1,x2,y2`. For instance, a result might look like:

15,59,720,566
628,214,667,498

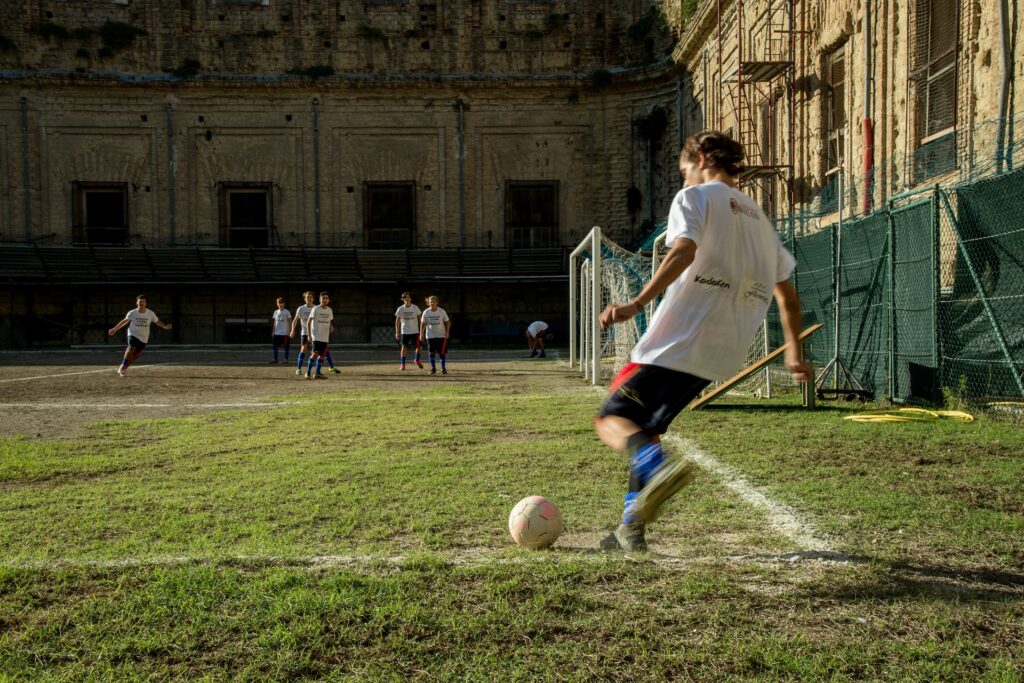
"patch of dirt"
0,348,579,440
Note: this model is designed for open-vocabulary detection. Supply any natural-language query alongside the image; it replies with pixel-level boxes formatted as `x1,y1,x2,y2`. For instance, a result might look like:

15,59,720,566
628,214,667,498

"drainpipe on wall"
312,97,321,248
456,97,466,248
166,103,176,246
996,0,1011,173
862,0,874,215
20,97,31,244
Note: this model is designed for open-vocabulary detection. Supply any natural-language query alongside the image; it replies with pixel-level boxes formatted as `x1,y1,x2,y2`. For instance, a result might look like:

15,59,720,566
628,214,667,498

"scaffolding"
714,0,799,220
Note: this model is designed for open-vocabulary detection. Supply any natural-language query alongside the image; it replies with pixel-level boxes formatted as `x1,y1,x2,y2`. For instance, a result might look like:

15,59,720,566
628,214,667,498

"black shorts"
426,337,446,354
300,335,309,346
597,363,711,436
273,334,289,348
127,336,147,352
400,333,419,348
312,340,329,355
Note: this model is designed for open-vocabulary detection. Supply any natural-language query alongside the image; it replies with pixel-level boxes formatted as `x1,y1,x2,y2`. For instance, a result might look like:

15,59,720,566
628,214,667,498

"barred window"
363,182,416,249
505,181,558,248
219,182,272,248
73,182,128,244
912,0,958,180
824,44,846,175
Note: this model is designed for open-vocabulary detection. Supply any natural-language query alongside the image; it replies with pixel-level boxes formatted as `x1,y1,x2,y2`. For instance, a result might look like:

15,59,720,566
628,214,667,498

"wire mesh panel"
940,170,1024,399
837,213,891,396
792,225,835,366
890,195,939,402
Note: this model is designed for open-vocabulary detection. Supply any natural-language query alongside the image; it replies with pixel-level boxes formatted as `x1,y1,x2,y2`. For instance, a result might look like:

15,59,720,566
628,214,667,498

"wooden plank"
689,323,824,411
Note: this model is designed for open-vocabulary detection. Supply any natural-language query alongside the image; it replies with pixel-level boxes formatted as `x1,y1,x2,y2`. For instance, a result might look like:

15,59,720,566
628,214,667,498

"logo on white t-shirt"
694,270,731,291
742,280,771,306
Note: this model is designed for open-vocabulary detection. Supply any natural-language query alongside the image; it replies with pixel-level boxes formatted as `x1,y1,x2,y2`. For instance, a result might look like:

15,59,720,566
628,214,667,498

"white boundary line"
1,548,859,572
0,363,170,384
662,433,833,552
0,402,297,409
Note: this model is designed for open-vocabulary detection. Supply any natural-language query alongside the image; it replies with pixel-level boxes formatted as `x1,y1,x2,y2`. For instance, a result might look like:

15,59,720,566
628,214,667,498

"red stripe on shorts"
609,361,642,394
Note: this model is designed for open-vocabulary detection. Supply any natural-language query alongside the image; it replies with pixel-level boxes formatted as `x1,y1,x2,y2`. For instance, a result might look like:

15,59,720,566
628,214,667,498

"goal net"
569,226,779,397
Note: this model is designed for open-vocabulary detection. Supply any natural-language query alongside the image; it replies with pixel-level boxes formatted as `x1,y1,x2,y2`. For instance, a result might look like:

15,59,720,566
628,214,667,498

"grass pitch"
0,350,1021,680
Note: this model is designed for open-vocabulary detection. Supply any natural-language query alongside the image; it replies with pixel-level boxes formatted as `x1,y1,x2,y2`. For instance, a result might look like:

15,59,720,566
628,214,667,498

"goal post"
570,225,793,398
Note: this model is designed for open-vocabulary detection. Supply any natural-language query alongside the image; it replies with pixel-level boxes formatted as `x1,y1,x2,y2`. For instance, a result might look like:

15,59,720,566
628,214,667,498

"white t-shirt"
272,308,292,336
124,309,160,344
630,180,796,381
395,304,422,335
421,307,449,339
308,304,333,342
527,321,548,337
295,304,313,336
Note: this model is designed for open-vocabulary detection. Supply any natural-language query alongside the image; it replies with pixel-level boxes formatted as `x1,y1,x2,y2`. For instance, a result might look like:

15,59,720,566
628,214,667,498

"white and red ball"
508,495,563,549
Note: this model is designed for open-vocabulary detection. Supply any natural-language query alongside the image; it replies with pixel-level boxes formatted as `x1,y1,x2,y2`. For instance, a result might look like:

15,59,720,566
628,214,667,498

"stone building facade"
0,0,689,250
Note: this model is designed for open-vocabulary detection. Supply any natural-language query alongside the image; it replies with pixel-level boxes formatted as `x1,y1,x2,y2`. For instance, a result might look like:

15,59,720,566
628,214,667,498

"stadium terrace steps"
1,246,568,282
357,250,410,280
0,246,47,281
511,248,566,276
34,247,104,282
409,250,461,278
199,249,258,282
460,249,511,275
148,248,208,281
252,249,306,281
304,249,361,281
91,246,156,282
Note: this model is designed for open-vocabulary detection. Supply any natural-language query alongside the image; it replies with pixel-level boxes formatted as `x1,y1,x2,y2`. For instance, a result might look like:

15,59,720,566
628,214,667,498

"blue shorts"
273,334,289,348
312,340,329,355
400,333,419,348
127,336,147,352
426,337,446,354
597,362,711,436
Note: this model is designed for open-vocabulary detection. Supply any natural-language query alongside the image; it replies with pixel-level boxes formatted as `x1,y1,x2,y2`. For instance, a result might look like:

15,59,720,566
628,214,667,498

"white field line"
0,363,170,384
1,548,860,572
662,433,833,552
0,402,298,409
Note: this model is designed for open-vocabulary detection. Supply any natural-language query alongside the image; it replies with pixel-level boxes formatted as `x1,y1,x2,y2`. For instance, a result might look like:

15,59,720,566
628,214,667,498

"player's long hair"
681,130,745,177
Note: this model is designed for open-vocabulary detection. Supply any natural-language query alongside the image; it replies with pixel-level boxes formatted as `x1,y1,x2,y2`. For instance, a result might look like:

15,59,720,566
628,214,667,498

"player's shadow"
699,404,851,414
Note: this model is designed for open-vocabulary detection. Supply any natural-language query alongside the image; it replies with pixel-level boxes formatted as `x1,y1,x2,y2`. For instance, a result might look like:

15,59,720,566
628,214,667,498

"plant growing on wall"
97,21,147,57
172,58,201,78
29,21,71,41
358,25,387,44
287,64,335,78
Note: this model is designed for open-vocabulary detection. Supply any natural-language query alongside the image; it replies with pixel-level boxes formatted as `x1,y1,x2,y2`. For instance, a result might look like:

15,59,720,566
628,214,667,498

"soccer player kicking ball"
394,291,424,371
419,295,450,375
304,291,334,380
595,131,811,552
108,294,172,377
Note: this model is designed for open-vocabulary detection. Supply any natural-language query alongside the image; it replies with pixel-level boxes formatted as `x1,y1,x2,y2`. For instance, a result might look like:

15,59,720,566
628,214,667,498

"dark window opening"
912,0,958,181
219,183,272,248
363,182,416,249
73,182,128,244
824,44,846,176
505,181,558,248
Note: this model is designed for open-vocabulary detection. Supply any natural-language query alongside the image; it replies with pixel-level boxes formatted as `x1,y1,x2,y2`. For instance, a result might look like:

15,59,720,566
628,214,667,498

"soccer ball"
508,495,563,549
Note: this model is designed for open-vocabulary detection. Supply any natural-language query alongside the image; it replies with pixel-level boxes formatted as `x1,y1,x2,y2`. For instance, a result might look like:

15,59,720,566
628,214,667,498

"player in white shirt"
525,320,550,358
270,297,292,364
291,290,340,376
303,291,334,380
107,294,172,377
419,295,451,375
394,291,423,371
595,131,811,551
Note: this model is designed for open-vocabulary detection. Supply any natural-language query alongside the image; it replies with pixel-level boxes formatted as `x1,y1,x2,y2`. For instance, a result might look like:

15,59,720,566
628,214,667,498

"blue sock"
630,441,665,490
430,354,436,370
622,492,641,525
306,357,315,375
440,354,447,371
120,359,128,368
415,350,421,362
325,351,335,369
297,352,305,370
316,359,323,375
400,355,406,366
273,347,279,362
